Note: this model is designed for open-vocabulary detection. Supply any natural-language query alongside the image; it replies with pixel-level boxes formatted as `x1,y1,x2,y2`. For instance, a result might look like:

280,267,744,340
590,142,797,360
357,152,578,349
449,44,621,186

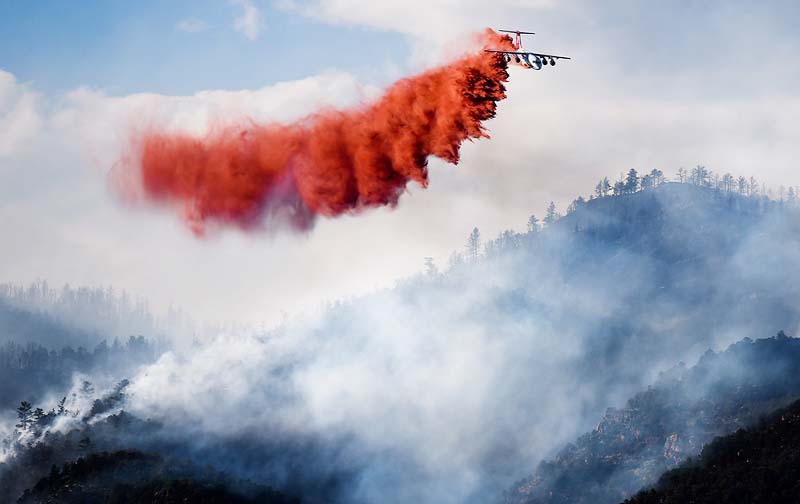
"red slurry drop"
120,30,515,235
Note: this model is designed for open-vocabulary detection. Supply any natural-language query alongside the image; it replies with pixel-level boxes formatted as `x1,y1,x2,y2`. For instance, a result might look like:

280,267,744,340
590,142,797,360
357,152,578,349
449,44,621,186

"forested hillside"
302,175,800,502
309,178,800,501
504,332,800,504
0,336,160,411
16,450,298,504
623,398,800,504
0,283,171,423
4,170,800,503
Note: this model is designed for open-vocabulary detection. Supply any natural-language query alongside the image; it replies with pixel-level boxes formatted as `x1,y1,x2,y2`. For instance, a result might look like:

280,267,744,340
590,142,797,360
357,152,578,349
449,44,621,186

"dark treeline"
17,450,299,504
1,386,355,504
0,380,147,502
590,166,795,201
623,397,800,504
0,281,173,412
0,281,184,348
0,336,155,372
0,336,161,412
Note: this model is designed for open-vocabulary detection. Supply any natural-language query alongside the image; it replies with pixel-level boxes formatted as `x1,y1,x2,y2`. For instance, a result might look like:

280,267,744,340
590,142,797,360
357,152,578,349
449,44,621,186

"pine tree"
601,177,611,196
737,176,748,195
567,196,586,214
16,401,33,431
721,173,734,192
544,202,559,226
640,173,652,191
57,397,67,416
649,169,665,187
423,257,438,277
527,214,540,233
624,169,639,193
595,177,611,198
690,165,710,186
749,177,759,196
466,227,481,263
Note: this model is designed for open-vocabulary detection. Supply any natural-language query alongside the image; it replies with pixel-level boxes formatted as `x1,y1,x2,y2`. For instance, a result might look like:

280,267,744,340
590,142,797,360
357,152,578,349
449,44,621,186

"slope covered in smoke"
4,179,800,503
6,336,800,504
0,336,160,413
504,332,800,504
0,383,351,503
119,181,800,503
623,397,800,504
0,283,172,417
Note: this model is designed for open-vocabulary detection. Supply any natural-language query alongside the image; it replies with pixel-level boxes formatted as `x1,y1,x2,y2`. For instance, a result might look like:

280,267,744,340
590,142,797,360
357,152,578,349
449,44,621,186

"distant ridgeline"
414,178,800,450
427,176,800,397
0,282,171,348
0,282,176,412
449,166,799,268
503,333,800,504
0,336,161,411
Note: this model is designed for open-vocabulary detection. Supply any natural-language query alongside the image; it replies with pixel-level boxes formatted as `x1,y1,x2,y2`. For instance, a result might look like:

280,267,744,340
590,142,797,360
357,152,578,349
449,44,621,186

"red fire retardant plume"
120,30,516,234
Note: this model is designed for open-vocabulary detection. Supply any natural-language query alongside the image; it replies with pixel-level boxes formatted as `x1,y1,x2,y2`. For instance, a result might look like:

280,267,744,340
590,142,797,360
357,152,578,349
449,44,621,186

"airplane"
485,29,571,70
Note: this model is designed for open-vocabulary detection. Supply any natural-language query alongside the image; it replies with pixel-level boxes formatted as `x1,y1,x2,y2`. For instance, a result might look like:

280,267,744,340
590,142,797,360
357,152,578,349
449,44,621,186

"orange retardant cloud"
118,30,516,234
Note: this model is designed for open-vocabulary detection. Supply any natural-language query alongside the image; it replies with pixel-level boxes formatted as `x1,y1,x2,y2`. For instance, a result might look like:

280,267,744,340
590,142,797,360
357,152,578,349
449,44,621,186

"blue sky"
0,0,408,95
3,0,799,99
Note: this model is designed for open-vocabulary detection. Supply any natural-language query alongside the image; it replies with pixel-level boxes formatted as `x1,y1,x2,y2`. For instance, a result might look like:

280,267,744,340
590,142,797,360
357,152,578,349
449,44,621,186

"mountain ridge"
503,332,800,504
5,179,800,503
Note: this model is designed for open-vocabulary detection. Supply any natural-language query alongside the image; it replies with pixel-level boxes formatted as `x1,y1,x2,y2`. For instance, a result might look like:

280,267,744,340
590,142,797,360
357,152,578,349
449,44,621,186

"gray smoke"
113,183,800,502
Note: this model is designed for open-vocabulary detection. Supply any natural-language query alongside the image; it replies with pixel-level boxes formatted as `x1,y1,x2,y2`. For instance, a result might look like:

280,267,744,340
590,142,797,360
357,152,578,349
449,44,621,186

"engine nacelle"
521,53,543,70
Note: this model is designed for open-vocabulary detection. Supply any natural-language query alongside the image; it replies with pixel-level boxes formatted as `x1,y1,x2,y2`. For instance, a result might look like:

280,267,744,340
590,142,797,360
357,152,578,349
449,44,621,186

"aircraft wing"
485,50,571,60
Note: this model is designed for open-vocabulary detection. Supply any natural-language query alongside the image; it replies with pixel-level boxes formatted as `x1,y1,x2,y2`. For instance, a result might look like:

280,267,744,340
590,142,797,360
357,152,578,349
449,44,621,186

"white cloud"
0,68,391,330
279,0,558,64
281,0,554,39
0,70,41,158
230,0,263,40
176,18,209,33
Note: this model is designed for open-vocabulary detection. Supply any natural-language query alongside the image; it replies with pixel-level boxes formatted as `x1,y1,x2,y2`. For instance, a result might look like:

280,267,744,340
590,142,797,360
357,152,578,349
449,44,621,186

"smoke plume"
117,30,515,234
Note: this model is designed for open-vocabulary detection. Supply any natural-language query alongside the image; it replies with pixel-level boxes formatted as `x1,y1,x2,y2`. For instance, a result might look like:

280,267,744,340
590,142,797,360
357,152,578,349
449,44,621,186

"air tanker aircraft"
486,29,571,70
